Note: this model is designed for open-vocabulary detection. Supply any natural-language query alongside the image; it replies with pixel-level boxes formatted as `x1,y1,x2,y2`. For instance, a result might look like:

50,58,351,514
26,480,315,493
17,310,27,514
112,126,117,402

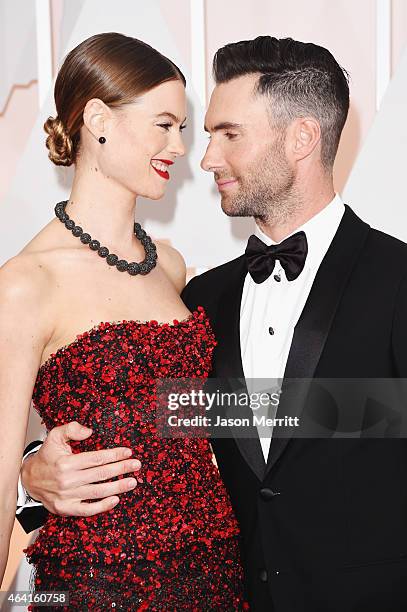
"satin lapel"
212,255,266,481
211,256,246,380
265,205,371,475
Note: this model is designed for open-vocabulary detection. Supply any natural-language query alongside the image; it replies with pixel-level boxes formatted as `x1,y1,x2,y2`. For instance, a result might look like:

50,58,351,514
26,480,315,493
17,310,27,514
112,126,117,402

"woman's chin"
141,188,166,201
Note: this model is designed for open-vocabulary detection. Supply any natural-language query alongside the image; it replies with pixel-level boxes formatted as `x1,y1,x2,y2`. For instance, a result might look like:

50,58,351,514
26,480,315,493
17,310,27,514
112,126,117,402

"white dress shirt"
16,443,43,513
240,194,345,460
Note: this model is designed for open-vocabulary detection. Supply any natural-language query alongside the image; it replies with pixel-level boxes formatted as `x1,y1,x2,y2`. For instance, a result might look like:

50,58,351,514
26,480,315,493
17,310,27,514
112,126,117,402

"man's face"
201,74,295,222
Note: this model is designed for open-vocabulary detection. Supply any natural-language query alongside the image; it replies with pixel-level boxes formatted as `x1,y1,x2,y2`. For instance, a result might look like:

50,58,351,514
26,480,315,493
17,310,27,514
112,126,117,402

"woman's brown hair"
44,32,186,166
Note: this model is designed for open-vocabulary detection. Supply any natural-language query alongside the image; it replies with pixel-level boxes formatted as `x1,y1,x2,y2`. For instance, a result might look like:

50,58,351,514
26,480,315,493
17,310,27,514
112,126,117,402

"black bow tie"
245,231,308,284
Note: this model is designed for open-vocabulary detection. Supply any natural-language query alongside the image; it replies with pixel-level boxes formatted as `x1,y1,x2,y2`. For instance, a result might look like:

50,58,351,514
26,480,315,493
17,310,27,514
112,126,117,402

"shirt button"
274,274,281,282
259,487,280,501
268,327,275,335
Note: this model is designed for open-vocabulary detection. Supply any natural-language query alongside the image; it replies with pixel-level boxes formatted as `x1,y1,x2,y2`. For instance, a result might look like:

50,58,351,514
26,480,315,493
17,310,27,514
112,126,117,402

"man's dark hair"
213,36,349,169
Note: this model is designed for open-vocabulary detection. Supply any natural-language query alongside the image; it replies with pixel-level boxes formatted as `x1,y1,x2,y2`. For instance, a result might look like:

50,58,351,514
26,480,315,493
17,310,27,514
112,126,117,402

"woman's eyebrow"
154,112,187,123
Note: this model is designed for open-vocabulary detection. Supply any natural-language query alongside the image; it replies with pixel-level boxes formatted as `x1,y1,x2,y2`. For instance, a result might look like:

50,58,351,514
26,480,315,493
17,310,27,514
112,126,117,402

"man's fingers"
70,497,121,518
74,476,137,500
67,458,141,488
67,447,136,470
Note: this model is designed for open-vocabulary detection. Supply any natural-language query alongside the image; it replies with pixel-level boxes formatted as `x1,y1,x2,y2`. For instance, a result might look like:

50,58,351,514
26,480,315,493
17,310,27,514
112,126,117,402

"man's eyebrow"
204,122,244,133
154,112,187,124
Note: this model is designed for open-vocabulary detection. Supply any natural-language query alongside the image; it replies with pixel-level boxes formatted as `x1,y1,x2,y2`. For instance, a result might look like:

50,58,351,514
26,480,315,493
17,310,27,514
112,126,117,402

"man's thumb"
50,421,93,445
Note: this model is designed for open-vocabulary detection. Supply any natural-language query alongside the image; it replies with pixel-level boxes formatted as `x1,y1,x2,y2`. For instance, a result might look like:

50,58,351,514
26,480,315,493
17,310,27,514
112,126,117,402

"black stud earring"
98,136,106,144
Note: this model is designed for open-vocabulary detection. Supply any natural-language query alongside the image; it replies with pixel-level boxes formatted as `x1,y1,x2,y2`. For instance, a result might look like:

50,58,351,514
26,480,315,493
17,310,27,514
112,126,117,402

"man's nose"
201,142,221,172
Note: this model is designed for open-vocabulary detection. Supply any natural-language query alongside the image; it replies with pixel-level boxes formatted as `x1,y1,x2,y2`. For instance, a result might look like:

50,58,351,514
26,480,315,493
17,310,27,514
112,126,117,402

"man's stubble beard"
220,138,300,225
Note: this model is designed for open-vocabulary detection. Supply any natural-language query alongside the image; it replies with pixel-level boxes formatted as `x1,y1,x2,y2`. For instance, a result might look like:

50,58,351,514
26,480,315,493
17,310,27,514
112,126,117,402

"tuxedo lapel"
265,205,371,475
212,255,266,481
211,256,246,380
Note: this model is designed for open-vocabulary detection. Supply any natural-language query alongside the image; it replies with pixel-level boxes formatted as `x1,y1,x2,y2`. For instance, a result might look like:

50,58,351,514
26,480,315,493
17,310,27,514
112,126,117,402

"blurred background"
1,0,406,606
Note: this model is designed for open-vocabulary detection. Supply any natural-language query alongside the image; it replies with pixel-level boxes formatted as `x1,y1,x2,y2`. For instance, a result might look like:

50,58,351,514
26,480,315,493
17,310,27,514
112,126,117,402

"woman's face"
94,79,187,200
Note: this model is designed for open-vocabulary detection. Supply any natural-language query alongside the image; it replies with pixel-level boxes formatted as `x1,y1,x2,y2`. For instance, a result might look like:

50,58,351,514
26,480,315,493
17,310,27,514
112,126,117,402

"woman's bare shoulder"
156,241,186,293
0,252,55,351
0,252,52,307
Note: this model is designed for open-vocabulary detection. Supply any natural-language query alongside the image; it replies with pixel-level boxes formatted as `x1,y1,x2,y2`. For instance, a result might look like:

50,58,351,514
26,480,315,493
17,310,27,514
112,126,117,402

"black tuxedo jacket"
181,206,407,612
18,206,407,611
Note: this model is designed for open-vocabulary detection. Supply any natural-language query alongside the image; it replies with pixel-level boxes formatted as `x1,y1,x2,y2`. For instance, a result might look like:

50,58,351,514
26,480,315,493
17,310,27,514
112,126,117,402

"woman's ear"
83,98,111,139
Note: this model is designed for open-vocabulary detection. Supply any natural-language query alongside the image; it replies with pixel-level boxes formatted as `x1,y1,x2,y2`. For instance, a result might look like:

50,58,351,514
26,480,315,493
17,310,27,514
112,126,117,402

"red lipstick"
152,167,169,180
151,159,174,181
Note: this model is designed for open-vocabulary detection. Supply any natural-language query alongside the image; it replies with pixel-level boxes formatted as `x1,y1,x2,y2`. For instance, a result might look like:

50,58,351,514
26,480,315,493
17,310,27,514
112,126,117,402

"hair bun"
44,116,73,166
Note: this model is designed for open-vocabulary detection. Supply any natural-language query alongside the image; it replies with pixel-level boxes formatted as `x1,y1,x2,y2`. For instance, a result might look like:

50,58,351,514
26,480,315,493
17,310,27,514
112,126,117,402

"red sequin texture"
24,307,248,610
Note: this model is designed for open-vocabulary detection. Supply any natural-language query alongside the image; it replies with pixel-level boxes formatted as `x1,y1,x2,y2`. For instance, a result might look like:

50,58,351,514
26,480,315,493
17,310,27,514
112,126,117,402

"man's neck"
256,185,336,243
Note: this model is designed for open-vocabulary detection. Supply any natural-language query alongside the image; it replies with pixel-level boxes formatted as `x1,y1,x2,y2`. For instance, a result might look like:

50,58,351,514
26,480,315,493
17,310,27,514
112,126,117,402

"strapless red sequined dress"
24,307,247,611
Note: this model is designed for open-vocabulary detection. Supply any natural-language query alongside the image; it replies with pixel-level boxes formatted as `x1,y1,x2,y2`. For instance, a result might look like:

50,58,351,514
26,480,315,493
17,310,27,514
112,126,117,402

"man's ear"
82,98,111,139
288,116,321,162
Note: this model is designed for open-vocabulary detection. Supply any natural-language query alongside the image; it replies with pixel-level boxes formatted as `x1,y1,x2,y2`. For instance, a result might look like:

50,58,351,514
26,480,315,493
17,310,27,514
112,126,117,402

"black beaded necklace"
55,200,157,276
